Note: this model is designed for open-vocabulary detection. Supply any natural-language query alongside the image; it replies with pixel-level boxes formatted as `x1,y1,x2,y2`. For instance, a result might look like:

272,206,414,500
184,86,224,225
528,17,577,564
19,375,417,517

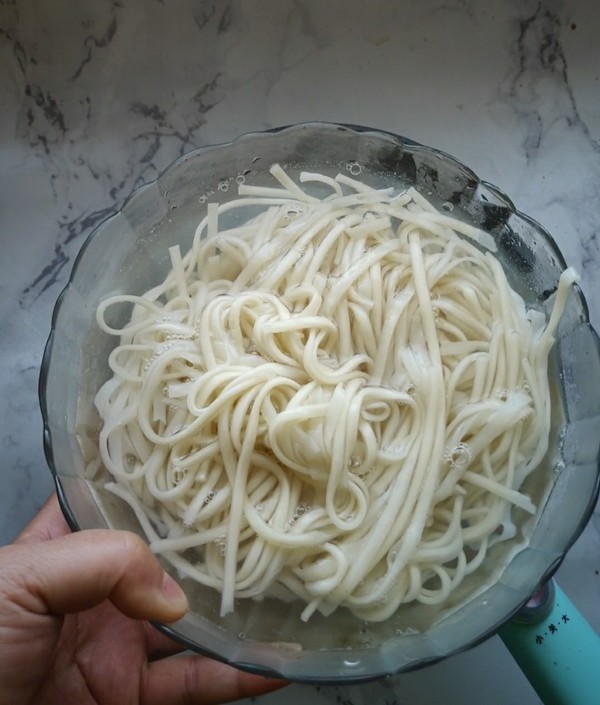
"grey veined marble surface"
1,1,599,703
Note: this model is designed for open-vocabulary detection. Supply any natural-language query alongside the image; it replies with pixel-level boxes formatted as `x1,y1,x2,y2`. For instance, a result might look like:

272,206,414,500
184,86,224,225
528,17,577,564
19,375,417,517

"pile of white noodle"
89,165,577,622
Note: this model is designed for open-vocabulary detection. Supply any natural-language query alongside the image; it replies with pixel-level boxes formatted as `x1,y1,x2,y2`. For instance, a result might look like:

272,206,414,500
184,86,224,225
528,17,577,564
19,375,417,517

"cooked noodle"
89,165,577,621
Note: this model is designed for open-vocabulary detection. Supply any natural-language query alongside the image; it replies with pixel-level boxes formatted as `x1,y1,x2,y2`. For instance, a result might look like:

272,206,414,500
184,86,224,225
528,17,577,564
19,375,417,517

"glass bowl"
40,122,600,683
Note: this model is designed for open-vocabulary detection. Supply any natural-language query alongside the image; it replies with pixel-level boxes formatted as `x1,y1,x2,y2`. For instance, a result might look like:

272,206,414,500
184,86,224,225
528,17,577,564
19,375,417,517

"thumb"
0,530,188,622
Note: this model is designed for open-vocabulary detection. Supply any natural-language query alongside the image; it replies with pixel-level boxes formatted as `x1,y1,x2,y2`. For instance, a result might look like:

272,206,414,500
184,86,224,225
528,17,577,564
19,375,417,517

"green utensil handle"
499,582,600,705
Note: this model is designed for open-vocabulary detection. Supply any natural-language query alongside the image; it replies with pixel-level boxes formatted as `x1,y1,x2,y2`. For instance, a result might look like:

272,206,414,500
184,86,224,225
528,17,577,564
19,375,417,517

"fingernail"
161,573,188,615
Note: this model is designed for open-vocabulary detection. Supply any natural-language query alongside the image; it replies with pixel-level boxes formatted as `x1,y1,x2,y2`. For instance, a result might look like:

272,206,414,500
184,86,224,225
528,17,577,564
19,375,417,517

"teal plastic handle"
499,582,600,705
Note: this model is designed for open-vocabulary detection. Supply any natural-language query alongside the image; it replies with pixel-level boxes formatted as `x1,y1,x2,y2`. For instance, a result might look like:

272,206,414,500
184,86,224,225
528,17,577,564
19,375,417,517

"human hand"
0,495,287,705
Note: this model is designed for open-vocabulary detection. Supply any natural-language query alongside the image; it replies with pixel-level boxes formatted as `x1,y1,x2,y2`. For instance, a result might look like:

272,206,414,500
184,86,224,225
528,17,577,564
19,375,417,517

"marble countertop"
1,1,599,703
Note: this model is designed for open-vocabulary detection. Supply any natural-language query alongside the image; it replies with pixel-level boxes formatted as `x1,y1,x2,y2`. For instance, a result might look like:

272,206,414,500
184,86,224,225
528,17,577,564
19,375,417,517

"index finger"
142,654,288,705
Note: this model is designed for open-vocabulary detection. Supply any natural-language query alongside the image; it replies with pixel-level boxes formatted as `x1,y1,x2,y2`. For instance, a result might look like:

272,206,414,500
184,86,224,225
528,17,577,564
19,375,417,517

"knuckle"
117,531,151,564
